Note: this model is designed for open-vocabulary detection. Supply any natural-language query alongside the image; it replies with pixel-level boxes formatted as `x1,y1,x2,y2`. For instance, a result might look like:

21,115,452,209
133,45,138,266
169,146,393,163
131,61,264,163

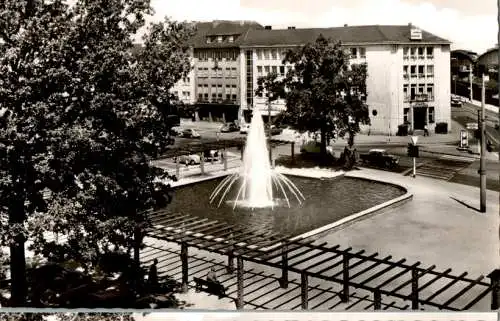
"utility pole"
469,64,473,101
479,74,487,212
268,95,272,163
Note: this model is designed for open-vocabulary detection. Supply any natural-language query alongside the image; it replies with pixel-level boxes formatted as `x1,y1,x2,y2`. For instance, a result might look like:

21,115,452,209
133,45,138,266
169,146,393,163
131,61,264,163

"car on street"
240,124,251,134
269,125,283,136
180,128,201,138
220,123,240,133
359,149,399,169
175,154,201,165
203,149,220,162
451,97,463,107
170,126,182,136
300,141,335,157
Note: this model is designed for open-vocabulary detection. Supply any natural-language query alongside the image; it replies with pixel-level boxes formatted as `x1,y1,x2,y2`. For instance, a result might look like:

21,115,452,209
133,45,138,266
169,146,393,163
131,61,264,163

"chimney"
408,22,412,27
264,25,272,30
344,24,348,27
288,26,296,30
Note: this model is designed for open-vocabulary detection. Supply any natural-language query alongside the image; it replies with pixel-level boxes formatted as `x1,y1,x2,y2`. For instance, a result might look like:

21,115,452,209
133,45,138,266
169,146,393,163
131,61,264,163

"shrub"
435,122,448,134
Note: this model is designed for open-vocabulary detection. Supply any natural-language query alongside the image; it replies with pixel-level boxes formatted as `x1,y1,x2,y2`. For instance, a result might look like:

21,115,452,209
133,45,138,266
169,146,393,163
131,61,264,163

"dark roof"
451,49,477,63
190,20,263,49
240,25,450,47
477,47,499,65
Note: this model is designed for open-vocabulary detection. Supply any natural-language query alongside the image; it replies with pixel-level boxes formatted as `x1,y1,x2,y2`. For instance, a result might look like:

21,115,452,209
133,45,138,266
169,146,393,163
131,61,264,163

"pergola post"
236,256,244,309
342,252,350,302
200,152,205,175
374,289,382,310
411,268,419,310
180,242,189,293
280,243,289,288
223,149,228,171
301,272,308,309
291,142,295,165
175,159,180,178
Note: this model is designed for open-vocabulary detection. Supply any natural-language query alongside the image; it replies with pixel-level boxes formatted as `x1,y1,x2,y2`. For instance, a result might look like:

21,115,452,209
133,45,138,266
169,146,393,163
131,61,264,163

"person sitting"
148,258,158,290
206,266,218,283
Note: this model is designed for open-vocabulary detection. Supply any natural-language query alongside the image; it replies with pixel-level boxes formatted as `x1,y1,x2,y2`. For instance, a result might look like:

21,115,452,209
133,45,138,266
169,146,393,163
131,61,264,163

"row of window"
206,35,235,44
404,107,435,124
403,65,434,78
198,84,238,88
197,67,238,72
403,83,434,101
348,47,367,59
198,93,238,101
403,47,434,59
173,91,191,99
194,49,239,61
256,65,291,76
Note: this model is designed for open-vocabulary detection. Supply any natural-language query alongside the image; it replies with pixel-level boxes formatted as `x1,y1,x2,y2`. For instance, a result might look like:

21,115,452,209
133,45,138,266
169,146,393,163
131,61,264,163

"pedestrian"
206,266,218,283
148,258,158,289
424,123,429,137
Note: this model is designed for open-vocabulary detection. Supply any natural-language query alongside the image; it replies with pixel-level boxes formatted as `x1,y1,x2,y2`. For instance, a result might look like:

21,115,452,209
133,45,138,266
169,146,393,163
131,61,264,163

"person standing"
424,123,429,136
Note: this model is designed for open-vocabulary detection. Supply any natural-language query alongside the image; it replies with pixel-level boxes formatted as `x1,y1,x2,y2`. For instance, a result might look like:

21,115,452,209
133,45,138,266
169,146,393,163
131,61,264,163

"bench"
193,277,226,298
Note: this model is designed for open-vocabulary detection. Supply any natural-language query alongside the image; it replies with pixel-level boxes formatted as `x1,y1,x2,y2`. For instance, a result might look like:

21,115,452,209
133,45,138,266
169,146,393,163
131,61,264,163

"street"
451,102,500,148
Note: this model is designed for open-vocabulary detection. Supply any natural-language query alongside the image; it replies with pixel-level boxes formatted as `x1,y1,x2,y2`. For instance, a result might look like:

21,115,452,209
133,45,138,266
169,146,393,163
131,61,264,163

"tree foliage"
0,0,193,306
267,35,370,157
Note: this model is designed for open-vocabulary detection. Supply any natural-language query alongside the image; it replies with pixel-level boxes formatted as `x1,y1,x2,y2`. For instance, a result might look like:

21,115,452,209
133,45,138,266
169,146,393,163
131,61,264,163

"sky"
147,0,498,55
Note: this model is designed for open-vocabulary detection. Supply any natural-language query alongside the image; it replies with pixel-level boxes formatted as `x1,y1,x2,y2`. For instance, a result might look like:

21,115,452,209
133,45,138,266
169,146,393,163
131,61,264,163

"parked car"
203,150,220,162
359,149,399,168
269,125,283,136
180,128,201,138
300,141,335,157
240,123,251,134
220,123,240,133
451,98,463,107
175,154,201,165
170,126,182,136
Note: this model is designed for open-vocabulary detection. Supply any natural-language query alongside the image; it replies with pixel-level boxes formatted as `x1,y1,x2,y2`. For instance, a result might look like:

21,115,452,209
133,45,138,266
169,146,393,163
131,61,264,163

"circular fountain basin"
164,175,406,238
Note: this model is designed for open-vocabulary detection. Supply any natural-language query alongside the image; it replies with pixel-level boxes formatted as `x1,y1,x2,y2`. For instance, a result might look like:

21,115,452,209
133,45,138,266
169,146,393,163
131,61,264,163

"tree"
0,0,193,306
270,34,370,159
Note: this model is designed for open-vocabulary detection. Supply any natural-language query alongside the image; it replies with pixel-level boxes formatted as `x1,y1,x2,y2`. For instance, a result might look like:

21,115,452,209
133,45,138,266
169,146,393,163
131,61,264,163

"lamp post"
479,74,488,212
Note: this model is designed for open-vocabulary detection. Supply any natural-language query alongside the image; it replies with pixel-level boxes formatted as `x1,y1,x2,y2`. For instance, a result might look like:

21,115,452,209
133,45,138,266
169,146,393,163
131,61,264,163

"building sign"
410,28,423,40
466,122,478,130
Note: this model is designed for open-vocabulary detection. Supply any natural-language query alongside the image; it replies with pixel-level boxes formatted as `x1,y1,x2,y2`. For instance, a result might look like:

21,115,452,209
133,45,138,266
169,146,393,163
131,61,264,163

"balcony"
426,55,434,59
410,94,429,102
418,73,425,78
410,55,417,60
418,55,425,59
403,55,409,60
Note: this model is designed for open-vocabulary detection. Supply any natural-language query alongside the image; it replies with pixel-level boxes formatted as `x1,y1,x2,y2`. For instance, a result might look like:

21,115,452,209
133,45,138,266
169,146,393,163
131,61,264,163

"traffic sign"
411,136,418,145
466,122,478,130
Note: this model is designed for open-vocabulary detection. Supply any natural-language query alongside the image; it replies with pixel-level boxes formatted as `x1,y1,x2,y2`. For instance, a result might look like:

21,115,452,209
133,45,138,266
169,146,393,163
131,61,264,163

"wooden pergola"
146,210,498,311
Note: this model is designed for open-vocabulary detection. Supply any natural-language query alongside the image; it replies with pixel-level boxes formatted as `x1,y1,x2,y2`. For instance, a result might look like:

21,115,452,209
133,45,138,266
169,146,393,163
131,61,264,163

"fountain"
209,109,305,209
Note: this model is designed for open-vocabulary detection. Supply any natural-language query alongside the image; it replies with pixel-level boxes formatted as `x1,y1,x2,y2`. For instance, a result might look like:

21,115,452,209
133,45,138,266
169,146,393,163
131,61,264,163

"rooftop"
240,25,451,47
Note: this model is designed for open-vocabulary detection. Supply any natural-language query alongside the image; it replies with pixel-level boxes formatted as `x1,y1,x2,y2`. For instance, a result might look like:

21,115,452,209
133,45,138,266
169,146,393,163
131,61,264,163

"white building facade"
238,25,451,135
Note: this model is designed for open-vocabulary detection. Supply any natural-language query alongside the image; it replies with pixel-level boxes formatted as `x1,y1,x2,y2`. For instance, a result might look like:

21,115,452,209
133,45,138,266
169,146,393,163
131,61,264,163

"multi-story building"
239,24,452,135
170,48,196,106
189,21,262,123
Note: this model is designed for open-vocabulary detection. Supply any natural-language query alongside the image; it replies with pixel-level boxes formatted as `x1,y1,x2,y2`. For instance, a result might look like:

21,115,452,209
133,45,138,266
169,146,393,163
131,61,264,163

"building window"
217,36,223,43
198,84,203,88
272,66,277,74
350,48,357,58
217,84,222,88
426,84,434,101
198,93,203,100
257,66,263,76
418,84,425,94
404,108,410,123
403,65,409,79
232,94,237,100
410,84,416,100
410,47,416,59
263,50,269,60
426,47,434,58
359,47,366,58
418,65,424,78
271,49,277,60
428,107,435,123
410,65,416,78
257,49,262,60
264,66,270,73
204,93,208,99
226,94,231,100
279,65,285,75
232,84,237,88
204,84,208,87
226,84,231,88
206,37,212,44
426,65,434,77
228,35,234,43
418,47,424,58
403,47,409,58
403,84,409,101
211,84,216,88
212,93,216,99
